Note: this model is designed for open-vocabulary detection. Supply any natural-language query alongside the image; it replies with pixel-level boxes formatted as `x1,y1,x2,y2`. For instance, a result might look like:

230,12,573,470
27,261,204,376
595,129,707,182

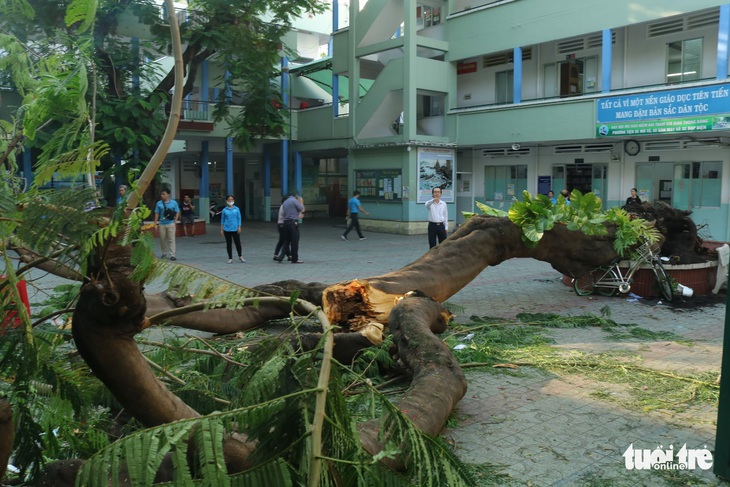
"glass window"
496,70,514,104
484,165,527,202
672,161,721,209
666,38,702,82
418,93,444,117
591,163,608,205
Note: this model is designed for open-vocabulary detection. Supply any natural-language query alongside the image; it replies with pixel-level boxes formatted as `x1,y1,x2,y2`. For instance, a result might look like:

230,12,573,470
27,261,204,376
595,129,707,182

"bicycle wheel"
595,268,619,297
652,263,674,302
573,274,596,296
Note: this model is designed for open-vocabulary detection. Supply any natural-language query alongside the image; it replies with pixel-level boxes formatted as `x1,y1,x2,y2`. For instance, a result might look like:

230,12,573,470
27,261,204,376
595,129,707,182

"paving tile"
26,221,727,487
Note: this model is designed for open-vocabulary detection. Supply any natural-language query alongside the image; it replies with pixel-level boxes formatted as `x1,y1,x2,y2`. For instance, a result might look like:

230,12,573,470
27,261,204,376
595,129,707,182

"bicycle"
573,239,674,302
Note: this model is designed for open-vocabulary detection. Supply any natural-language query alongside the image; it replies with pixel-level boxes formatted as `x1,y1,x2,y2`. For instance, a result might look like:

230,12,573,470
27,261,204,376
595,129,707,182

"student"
425,187,448,248
220,194,245,264
180,195,196,237
626,188,642,205
342,190,369,240
548,190,557,204
153,189,180,261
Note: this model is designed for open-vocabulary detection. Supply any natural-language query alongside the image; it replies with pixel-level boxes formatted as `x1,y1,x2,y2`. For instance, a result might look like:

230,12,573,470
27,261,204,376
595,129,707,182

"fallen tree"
49,214,619,483
623,200,715,264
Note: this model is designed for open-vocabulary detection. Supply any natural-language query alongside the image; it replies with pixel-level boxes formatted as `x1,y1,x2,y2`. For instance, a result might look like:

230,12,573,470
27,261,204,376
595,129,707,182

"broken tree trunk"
323,215,618,333
62,215,620,481
358,292,467,470
71,244,256,475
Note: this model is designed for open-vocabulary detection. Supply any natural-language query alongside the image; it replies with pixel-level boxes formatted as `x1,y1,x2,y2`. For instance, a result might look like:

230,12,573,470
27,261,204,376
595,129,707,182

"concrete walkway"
27,219,729,486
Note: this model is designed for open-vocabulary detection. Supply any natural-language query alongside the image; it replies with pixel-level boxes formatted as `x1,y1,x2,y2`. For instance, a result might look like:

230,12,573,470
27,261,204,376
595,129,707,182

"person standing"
342,190,369,240
220,194,245,264
548,190,557,205
117,185,127,205
626,188,642,206
273,196,291,261
180,195,196,237
560,188,571,206
153,189,180,261
274,192,305,264
425,187,448,248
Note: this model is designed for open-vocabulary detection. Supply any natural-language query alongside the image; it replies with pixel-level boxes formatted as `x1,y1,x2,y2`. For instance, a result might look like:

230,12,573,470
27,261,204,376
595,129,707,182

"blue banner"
596,84,730,137
597,84,730,123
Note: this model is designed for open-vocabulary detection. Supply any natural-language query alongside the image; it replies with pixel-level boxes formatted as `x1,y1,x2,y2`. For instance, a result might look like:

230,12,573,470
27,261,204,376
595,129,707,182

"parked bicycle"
573,239,674,301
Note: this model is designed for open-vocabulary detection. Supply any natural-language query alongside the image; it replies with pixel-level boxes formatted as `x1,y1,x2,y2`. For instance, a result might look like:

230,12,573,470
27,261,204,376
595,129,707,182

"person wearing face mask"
220,194,245,264
180,195,196,237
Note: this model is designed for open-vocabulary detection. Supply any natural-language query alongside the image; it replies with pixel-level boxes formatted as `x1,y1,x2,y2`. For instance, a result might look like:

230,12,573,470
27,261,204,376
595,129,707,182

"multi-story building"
8,1,730,241
283,0,730,239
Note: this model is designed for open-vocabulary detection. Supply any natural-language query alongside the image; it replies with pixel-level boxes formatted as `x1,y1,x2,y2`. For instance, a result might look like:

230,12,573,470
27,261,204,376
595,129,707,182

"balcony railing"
181,100,211,121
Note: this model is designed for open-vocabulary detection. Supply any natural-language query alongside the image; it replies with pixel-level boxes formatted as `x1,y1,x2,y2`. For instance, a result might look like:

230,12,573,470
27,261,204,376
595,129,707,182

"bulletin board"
354,169,403,201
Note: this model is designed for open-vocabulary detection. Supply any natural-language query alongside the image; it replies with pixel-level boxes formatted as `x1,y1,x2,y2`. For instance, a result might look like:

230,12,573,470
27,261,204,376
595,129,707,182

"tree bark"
72,244,256,473
358,292,467,470
64,216,620,479
323,216,618,333
0,397,12,481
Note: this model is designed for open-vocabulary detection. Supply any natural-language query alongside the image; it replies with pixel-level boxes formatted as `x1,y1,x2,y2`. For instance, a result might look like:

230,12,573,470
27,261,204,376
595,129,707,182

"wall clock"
624,139,640,156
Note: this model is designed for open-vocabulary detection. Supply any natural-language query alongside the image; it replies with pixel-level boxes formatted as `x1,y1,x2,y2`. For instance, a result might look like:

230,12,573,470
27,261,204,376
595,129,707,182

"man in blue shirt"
274,193,305,263
153,189,180,261
342,191,369,241
560,188,571,206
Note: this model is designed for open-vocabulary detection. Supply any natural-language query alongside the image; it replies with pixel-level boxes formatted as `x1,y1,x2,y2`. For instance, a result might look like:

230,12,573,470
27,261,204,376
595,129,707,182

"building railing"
182,100,211,121
451,77,722,114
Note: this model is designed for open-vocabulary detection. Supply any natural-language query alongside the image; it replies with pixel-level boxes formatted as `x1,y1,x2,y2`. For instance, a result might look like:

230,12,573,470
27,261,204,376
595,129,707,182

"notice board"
354,169,402,201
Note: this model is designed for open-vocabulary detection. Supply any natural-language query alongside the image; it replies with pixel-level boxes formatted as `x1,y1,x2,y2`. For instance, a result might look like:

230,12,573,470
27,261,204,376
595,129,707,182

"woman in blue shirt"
220,195,245,263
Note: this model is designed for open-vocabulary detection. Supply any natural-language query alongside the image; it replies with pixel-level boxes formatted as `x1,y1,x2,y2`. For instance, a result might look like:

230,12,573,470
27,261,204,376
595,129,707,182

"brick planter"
145,219,207,238
621,260,718,297
562,260,718,297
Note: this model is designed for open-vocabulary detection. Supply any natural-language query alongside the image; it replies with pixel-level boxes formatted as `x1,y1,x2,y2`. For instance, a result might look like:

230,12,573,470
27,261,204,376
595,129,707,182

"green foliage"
475,189,659,253
67,321,474,486
447,314,718,418
65,0,97,33
507,191,562,245
604,206,660,255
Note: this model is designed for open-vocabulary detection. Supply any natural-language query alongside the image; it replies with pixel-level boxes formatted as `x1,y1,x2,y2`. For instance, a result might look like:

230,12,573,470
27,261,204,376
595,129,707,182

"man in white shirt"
425,187,448,248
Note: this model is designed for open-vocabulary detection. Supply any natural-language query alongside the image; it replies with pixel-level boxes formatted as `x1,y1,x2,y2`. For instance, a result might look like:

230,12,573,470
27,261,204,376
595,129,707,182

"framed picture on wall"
417,148,456,203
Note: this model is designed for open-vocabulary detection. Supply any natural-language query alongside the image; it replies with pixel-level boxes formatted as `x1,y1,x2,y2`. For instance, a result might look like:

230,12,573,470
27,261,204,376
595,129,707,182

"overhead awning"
287,57,373,103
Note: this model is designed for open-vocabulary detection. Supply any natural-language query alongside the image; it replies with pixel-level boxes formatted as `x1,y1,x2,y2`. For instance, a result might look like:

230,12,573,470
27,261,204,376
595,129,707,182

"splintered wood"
322,279,402,333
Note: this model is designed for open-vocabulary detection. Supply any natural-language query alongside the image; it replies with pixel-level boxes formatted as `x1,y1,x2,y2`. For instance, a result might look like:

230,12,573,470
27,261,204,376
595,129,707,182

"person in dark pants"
342,190,369,240
273,195,291,260
274,193,305,263
220,194,245,264
425,187,448,248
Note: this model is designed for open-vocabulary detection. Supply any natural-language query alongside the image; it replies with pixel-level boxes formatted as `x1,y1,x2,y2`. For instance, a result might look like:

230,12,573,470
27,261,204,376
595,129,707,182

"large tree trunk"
323,216,618,333
72,244,256,475
358,292,467,470
63,215,620,481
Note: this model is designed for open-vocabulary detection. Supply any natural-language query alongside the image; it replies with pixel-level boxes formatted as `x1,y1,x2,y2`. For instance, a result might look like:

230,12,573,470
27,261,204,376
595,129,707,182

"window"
495,70,514,104
666,38,701,82
418,93,444,117
672,161,721,209
484,165,527,202
544,56,598,97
